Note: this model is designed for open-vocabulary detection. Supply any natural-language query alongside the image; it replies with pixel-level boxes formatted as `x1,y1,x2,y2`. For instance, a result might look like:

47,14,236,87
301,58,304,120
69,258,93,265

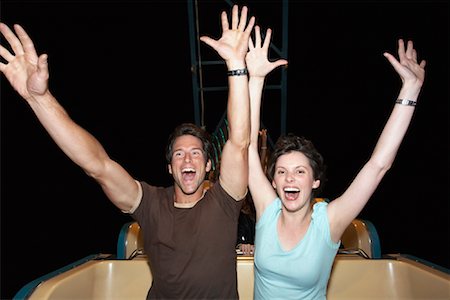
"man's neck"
173,184,208,208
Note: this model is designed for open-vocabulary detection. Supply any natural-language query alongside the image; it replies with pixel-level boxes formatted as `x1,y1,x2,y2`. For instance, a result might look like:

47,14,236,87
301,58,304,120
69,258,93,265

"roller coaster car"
14,217,450,300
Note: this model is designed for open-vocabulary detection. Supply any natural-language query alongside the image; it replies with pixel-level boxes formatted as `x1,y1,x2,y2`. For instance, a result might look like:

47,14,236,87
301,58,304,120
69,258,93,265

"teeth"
182,168,196,173
284,187,300,192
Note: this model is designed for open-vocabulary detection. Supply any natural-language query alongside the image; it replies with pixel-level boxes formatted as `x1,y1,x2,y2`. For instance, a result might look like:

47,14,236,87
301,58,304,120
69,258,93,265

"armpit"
219,177,248,201
121,180,143,214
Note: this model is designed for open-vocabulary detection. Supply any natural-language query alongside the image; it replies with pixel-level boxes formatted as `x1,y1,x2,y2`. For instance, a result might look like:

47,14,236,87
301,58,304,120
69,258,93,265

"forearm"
329,85,420,237
249,76,265,146
247,75,276,215
370,82,422,172
226,61,250,149
218,61,250,200
248,77,267,179
27,91,110,177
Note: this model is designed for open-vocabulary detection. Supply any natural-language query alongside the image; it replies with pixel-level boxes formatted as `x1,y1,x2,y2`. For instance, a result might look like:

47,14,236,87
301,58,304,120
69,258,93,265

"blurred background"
1,0,448,298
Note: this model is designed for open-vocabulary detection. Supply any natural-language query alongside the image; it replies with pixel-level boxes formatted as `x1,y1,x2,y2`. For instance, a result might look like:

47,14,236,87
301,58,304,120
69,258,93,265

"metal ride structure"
186,0,289,178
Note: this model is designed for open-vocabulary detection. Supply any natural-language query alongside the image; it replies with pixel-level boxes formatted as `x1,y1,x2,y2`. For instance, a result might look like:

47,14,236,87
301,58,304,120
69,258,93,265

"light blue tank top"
254,199,340,300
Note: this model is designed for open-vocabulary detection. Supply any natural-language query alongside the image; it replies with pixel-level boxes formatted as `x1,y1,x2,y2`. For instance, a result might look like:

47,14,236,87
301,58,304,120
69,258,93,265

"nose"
285,172,294,182
184,153,192,163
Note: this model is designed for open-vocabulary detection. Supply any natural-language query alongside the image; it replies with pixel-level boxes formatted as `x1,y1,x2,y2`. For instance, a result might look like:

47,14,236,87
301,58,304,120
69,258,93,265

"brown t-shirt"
132,181,243,299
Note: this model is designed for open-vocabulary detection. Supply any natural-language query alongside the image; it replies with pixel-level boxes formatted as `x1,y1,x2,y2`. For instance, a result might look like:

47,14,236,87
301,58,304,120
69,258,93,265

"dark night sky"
1,1,449,298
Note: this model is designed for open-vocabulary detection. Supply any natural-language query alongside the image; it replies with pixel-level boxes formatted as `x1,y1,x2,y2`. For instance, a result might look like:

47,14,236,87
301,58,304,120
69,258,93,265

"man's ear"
206,159,212,172
312,179,320,189
168,164,173,175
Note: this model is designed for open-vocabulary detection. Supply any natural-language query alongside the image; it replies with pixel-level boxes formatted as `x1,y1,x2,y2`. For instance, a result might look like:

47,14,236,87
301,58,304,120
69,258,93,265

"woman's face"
272,151,320,213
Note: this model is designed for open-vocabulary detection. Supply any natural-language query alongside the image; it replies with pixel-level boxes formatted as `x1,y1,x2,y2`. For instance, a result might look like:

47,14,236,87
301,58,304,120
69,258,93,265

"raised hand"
199,5,255,65
246,25,288,78
383,39,426,88
0,23,49,101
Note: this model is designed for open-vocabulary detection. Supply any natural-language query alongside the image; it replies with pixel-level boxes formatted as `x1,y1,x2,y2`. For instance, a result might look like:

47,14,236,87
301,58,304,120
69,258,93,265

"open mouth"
182,168,196,181
284,187,300,200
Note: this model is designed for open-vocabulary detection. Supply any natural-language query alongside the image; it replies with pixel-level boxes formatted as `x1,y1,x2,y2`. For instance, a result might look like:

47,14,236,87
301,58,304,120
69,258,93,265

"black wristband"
227,68,248,76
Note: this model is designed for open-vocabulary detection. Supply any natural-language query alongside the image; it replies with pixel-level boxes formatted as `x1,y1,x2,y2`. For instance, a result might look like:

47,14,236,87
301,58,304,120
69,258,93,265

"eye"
297,169,305,174
276,169,285,175
173,151,185,158
192,149,202,157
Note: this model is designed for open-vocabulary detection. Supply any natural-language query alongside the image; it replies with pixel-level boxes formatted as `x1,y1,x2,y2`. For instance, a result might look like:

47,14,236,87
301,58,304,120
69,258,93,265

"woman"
246,25,425,299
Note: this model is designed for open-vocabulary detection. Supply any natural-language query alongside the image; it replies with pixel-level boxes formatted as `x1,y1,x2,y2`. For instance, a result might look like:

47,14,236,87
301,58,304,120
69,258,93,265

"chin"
282,201,299,210
182,184,201,195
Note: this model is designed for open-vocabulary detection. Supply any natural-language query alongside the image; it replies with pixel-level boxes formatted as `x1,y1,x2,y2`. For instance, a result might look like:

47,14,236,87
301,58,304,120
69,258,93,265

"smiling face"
168,135,212,196
272,151,320,213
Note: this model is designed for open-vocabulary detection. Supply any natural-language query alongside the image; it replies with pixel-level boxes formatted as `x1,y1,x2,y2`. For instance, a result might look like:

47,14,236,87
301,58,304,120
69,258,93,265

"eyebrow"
173,147,204,153
276,165,308,170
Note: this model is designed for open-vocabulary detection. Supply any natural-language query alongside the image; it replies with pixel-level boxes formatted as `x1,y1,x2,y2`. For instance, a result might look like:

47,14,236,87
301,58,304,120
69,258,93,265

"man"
0,4,254,299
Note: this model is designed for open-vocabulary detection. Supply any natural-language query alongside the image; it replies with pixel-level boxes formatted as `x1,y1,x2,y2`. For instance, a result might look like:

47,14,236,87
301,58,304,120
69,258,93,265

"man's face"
168,135,211,195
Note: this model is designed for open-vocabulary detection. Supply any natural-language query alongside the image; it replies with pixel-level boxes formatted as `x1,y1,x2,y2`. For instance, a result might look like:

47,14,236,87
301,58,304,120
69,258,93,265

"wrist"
249,75,266,81
225,59,246,71
25,90,53,104
395,98,417,106
227,68,248,76
399,81,422,99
